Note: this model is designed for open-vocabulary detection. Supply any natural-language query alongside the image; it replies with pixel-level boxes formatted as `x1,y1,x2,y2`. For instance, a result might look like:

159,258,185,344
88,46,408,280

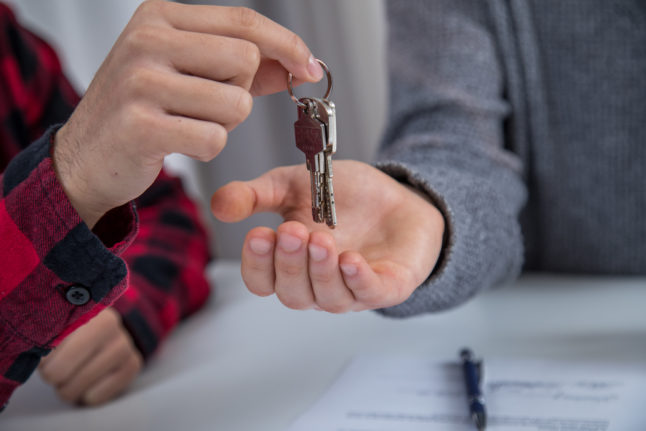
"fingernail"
340,263,358,277
249,238,272,255
308,55,324,81
308,243,328,262
278,233,302,253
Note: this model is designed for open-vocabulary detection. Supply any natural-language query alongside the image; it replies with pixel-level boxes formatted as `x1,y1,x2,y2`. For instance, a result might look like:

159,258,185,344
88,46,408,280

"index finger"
159,3,323,82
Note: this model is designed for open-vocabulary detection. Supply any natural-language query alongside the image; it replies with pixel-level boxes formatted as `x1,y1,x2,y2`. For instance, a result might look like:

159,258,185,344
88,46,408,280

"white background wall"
7,0,388,258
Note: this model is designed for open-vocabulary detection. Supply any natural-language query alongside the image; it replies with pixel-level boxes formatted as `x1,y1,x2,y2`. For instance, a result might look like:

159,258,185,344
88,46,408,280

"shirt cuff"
0,126,138,348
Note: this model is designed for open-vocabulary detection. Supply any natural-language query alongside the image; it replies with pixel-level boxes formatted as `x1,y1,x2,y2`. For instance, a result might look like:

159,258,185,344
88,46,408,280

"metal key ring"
287,59,332,108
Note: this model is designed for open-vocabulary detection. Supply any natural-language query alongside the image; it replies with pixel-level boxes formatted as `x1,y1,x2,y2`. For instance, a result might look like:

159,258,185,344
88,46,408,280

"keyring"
287,59,332,108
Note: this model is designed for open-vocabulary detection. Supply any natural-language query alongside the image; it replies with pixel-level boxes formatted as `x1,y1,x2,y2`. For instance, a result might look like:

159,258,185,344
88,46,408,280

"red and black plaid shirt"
0,4,212,410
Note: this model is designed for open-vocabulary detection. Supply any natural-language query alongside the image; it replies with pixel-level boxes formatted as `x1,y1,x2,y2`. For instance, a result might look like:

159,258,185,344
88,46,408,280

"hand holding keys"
288,60,337,228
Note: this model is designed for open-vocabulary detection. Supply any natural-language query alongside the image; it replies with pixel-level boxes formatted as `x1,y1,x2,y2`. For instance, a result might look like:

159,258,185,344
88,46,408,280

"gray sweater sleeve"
377,0,527,317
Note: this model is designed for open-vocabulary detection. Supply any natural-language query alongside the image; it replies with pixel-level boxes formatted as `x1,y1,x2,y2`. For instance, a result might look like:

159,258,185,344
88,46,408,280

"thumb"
210,166,296,222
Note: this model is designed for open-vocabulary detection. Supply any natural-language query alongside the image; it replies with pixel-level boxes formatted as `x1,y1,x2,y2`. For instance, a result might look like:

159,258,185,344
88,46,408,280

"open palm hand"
211,160,445,312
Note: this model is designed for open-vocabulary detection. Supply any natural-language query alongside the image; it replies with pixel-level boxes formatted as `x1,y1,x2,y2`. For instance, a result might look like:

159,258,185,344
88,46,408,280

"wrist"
53,125,106,229
402,183,446,277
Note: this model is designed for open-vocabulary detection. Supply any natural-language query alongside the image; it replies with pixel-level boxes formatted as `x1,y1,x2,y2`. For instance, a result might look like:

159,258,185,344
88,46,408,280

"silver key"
288,58,337,228
310,98,337,228
294,98,326,223
323,151,337,227
311,98,336,154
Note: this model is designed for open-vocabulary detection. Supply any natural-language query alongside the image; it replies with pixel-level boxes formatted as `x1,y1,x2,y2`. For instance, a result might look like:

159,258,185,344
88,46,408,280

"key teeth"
312,210,322,223
326,211,337,228
326,205,337,228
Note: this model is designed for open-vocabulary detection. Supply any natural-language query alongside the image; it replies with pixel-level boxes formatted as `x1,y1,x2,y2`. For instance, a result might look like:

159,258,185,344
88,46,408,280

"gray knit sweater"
378,0,646,317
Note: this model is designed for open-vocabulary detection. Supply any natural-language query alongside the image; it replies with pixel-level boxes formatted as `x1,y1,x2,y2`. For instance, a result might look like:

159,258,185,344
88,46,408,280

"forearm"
377,0,527,316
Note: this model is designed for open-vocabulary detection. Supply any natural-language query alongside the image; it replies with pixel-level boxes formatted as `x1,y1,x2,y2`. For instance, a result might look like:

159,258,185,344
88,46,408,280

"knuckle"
286,31,306,60
276,261,304,278
231,90,253,123
240,41,261,70
122,103,156,138
196,125,227,161
105,307,122,325
135,0,165,19
310,270,334,285
242,258,270,275
212,124,228,148
123,24,162,53
235,7,263,30
248,77,263,97
115,332,132,353
106,323,124,341
121,67,147,98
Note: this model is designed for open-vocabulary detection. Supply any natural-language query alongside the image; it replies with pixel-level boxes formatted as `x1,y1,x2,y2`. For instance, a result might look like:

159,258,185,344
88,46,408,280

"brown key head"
294,100,326,166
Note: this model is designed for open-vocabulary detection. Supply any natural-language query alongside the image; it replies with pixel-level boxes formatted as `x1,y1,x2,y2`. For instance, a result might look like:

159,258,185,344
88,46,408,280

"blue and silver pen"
460,348,487,431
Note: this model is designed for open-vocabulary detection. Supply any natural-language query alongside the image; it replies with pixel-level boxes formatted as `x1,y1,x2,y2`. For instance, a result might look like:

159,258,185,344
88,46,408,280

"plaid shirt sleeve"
0,3,213,409
112,171,212,360
0,129,137,411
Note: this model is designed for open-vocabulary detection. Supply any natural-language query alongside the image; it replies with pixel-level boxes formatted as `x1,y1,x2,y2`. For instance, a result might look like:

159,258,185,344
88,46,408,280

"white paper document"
287,356,646,431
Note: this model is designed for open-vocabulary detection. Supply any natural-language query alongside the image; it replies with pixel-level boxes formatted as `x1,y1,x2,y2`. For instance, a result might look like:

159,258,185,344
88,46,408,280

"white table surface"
3,261,646,431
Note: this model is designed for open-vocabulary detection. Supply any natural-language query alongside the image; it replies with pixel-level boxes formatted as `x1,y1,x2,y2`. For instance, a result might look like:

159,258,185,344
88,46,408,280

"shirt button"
65,285,90,305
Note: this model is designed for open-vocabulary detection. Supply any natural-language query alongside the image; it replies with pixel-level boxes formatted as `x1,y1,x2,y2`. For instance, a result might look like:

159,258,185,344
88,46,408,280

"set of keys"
287,60,337,228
